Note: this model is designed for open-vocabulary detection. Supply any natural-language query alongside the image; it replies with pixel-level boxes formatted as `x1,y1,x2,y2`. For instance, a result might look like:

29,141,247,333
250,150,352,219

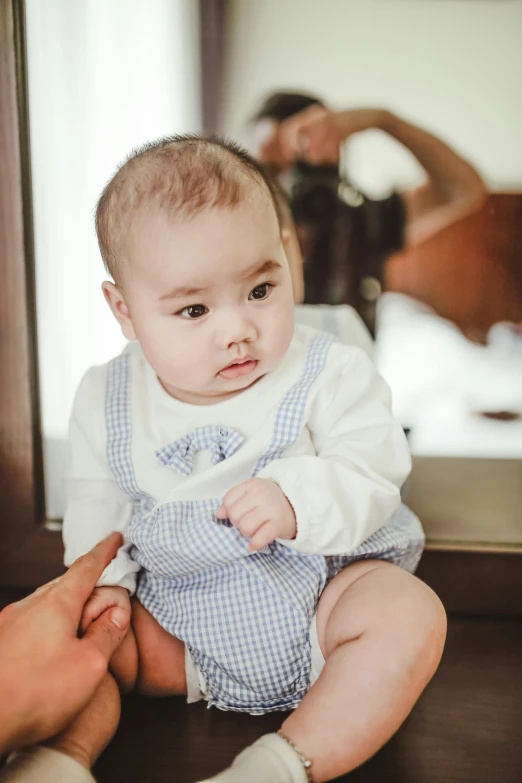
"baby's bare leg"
280,560,447,782
110,598,187,697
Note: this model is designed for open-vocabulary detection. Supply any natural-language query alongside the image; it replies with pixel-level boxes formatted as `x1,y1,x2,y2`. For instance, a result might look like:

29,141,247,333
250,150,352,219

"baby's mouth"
219,356,258,380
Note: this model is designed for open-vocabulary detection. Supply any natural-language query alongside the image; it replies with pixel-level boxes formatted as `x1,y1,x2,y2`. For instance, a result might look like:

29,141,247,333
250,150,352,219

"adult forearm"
378,110,485,202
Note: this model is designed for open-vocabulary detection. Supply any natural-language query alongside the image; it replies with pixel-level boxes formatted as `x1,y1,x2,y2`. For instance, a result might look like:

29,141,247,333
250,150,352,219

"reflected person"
251,92,486,323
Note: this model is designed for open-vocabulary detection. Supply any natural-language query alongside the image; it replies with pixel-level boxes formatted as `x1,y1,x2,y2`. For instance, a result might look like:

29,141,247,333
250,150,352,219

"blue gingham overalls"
104,333,424,714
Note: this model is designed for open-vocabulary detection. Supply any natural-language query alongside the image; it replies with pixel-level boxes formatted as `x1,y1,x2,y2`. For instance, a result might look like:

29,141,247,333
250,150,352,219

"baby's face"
116,192,295,404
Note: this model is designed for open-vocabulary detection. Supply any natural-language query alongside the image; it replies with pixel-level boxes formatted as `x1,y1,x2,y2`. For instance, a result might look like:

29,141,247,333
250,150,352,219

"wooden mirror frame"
0,0,64,587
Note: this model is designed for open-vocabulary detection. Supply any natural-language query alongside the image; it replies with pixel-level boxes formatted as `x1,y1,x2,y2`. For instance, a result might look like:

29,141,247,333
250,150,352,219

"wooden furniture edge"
2,529,521,618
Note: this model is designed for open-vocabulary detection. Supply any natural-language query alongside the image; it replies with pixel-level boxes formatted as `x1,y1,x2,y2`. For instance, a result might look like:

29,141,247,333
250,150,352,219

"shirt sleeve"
62,367,140,594
257,344,411,555
0,747,96,783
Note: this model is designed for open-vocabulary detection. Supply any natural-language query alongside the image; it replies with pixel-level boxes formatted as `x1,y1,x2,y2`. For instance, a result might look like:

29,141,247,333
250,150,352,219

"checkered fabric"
106,355,156,516
324,504,424,582
104,333,424,714
254,334,336,474
156,425,245,477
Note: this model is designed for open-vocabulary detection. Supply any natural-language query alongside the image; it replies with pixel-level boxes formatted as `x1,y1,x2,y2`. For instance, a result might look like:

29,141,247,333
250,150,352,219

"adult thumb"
83,606,130,662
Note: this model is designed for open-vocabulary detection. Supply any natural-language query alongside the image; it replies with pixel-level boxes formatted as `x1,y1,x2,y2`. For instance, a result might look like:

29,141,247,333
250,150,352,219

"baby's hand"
216,478,297,552
80,586,131,636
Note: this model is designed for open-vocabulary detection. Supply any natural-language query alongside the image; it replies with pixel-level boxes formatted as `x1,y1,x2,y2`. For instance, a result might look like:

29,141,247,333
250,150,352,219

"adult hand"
45,673,121,770
260,105,385,168
0,533,130,755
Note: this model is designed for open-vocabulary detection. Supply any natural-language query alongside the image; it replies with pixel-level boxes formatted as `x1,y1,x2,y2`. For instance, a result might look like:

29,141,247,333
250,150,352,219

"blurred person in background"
251,92,486,331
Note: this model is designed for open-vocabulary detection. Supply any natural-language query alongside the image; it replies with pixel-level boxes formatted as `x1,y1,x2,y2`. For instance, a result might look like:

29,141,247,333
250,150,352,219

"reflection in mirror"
27,0,522,550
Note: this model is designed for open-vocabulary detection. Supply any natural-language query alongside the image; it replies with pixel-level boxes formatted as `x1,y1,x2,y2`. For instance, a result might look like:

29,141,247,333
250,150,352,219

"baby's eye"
249,283,273,301
176,304,208,319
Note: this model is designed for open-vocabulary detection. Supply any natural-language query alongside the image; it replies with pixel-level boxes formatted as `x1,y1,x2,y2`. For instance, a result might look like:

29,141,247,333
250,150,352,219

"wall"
25,0,201,516
223,0,522,193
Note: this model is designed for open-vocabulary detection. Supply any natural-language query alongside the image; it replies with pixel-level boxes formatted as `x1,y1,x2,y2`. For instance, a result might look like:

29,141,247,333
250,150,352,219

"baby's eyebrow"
240,259,283,281
159,260,283,302
159,284,206,301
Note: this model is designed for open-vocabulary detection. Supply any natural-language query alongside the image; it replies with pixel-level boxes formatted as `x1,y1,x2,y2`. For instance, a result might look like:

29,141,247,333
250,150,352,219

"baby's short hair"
95,134,283,282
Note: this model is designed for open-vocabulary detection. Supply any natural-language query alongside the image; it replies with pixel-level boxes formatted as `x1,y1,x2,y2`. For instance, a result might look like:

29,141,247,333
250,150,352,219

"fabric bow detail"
155,425,244,477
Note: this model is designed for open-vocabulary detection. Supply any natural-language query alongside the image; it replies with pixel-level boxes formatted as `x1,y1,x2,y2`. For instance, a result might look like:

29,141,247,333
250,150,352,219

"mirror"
25,0,522,549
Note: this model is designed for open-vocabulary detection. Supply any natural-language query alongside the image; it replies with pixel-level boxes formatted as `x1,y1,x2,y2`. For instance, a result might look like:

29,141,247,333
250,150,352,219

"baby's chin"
159,370,263,405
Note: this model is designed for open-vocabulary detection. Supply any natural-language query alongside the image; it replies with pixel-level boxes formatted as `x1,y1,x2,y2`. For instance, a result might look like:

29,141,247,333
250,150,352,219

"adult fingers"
59,534,123,609
257,121,286,167
6,576,62,611
82,605,130,668
278,122,303,162
279,105,328,159
301,120,340,164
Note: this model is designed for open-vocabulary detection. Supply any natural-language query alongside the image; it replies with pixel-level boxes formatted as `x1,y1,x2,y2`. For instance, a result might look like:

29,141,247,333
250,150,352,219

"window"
25,0,201,518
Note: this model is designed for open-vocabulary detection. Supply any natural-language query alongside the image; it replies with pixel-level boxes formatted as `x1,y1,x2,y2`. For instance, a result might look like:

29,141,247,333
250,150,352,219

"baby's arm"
63,367,140,593
66,369,187,697
254,344,411,555
63,368,144,689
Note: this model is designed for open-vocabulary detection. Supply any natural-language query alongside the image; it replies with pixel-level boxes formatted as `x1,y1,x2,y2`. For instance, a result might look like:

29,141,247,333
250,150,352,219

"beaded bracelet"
277,730,313,782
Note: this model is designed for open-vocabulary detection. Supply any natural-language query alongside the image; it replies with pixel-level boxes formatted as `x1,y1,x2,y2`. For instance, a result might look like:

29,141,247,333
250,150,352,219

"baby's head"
97,135,302,405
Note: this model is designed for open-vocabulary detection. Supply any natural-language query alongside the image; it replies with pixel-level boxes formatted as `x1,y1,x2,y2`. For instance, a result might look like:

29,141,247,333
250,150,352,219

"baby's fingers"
80,592,107,635
217,479,255,521
235,509,269,540
248,520,279,553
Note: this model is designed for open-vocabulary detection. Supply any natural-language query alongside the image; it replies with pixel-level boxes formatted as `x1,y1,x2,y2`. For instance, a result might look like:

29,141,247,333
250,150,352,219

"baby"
63,135,446,783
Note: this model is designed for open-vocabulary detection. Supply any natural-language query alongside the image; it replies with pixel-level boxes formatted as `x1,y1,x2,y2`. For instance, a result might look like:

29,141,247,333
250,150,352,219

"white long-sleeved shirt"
63,325,411,594
0,748,95,783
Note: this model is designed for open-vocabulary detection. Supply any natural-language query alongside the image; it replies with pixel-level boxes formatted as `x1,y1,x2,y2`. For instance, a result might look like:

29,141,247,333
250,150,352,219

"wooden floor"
92,615,522,783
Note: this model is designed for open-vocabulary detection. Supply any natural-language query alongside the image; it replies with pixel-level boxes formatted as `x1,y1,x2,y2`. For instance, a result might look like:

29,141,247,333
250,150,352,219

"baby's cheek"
157,338,209,390
272,307,295,361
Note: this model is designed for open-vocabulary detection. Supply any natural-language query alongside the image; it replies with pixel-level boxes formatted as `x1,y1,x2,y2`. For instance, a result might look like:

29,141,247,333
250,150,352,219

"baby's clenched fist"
80,585,131,636
216,478,297,552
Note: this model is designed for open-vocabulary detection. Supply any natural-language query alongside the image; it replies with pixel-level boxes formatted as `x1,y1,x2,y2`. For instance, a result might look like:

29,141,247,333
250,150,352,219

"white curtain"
25,0,201,517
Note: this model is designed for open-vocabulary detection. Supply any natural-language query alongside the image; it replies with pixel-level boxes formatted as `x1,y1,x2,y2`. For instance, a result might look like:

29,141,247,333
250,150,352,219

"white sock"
199,733,310,783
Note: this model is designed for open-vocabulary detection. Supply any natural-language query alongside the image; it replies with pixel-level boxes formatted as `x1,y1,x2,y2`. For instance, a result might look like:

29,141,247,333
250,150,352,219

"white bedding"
375,294,522,458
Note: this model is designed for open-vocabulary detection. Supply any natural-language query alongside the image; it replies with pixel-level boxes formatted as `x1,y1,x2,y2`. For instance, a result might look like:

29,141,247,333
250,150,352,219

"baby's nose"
219,312,258,348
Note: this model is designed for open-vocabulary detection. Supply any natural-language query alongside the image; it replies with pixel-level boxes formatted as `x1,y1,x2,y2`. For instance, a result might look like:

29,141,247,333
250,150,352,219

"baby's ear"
280,228,305,305
102,281,137,341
